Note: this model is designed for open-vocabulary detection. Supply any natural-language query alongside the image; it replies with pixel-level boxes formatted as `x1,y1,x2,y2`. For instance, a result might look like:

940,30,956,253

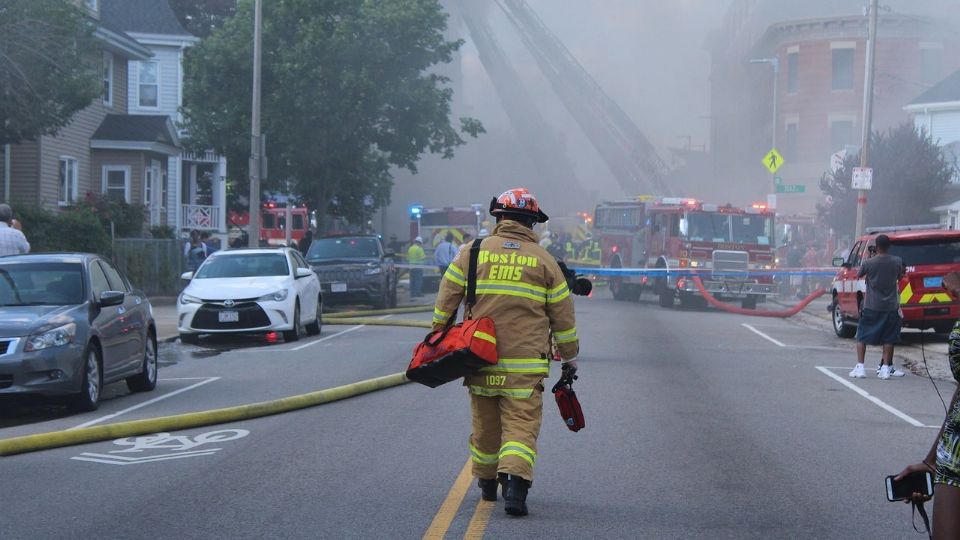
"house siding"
38,101,111,209
127,46,181,118
91,149,171,208
7,141,40,205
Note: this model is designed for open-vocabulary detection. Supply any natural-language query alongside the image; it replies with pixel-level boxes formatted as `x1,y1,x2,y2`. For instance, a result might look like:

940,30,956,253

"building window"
832,47,854,91
160,169,168,209
102,52,113,106
138,61,159,108
102,166,130,203
144,167,155,208
830,119,855,152
786,51,798,94
784,122,799,161
58,157,78,206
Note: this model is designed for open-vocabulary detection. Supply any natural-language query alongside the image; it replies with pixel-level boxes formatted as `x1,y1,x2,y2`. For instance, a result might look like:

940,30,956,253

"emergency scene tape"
4,2,958,539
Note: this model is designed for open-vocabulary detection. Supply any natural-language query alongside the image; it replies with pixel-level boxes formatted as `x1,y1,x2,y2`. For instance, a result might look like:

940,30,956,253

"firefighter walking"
432,188,579,516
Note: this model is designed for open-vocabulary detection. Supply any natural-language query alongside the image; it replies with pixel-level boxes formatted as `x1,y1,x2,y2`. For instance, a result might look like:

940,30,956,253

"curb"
0,372,409,457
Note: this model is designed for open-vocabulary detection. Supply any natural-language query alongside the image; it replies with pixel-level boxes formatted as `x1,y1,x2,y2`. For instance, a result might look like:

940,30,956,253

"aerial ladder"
493,0,670,196
453,1,585,202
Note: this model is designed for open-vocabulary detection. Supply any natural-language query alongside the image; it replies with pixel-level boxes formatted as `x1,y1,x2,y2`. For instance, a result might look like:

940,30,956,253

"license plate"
218,310,239,323
331,283,347,293
924,276,943,288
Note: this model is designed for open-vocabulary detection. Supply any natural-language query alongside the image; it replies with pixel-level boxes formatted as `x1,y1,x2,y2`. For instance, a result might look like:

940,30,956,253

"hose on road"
0,372,409,457
691,276,826,318
324,317,432,329
325,305,433,318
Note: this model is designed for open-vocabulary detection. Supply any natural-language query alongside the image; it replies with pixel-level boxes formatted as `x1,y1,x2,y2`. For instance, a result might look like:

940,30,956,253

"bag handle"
465,238,482,320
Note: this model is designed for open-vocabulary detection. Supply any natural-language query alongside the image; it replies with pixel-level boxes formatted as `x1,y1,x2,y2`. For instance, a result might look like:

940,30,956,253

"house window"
830,119,855,152
784,122,799,161
138,61,159,108
144,167,155,207
786,51,798,94
102,166,130,203
58,157,78,206
831,46,854,91
102,52,113,106
160,169,168,209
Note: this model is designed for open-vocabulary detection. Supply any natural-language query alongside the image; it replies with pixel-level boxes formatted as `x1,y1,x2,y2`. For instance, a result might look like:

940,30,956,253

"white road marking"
741,323,786,347
70,429,250,465
69,377,220,430
288,324,367,351
815,366,939,428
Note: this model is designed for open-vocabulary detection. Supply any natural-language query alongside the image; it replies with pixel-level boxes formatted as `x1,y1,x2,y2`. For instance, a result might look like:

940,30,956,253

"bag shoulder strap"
465,238,483,318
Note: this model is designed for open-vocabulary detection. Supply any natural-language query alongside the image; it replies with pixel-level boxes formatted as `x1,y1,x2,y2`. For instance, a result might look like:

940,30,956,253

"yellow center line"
423,460,473,539
464,499,495,539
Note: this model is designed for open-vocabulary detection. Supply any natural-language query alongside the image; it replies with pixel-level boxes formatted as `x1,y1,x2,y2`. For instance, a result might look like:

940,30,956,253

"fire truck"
593,197,778,308
228,201,310,246
409,204,484,290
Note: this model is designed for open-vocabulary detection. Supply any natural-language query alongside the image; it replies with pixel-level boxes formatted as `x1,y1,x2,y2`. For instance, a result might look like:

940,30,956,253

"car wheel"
833,298,856,338
68,345,102,412
306,296,322,336
283,301,302,342
180,333,200,345
932,322,954,335
127,333,158,393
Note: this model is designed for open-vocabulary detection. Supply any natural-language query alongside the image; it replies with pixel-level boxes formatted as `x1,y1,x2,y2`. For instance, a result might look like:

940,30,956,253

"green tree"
168,0,237,38
818,123,953,238
0,0,101,145
181,0,483,230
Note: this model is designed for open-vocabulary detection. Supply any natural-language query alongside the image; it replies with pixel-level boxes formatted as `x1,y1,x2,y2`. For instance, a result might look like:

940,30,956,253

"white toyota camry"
177,248,322,344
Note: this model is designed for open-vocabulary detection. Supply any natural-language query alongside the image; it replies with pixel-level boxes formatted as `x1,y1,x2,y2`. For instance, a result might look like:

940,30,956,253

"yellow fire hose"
325,305,433,318
324,317,432,329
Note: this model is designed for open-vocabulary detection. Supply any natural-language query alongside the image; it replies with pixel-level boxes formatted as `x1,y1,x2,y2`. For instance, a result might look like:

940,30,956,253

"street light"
749,56,780,198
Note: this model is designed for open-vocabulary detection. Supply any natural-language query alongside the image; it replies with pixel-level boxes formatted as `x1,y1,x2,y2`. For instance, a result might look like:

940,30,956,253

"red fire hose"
690,276,826,318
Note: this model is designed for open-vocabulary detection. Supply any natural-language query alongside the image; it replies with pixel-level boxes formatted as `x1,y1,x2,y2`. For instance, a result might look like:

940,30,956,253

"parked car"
178,247,322,343
0,254,158,411
305,235,398,308
830,226,960,337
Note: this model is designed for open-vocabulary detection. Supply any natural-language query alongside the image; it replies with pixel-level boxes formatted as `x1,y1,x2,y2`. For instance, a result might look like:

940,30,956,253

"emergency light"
409,205,423,218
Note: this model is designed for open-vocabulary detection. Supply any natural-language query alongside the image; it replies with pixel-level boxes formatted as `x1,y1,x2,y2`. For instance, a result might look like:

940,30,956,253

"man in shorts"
849,234,906,380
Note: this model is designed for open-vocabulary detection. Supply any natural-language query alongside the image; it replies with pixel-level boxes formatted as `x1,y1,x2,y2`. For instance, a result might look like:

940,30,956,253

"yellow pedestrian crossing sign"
762,148,784,174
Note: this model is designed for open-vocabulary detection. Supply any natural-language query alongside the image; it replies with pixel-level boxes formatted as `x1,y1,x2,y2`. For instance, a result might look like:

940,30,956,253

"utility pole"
749,56,780,196
855,0,879,238
248,0,263,247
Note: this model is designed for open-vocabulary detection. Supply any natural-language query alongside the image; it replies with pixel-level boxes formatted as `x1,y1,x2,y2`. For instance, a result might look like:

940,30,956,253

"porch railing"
181,204,220,230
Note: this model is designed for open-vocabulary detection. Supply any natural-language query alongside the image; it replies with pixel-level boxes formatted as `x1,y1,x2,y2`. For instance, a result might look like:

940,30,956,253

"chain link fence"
113,239,184,297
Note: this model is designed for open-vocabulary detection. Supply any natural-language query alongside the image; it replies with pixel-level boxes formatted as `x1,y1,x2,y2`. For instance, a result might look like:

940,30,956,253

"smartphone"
885,471,934,502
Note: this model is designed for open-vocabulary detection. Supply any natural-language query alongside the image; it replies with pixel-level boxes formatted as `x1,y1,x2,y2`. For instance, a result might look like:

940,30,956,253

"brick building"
708,0,960,216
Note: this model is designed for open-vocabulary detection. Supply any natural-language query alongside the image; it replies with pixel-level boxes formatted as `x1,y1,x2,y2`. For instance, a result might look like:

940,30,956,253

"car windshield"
685,213,730,242
731,216,772,245
889,239,960,266
307,238,380,261
0,262,84,306
194,253,289,278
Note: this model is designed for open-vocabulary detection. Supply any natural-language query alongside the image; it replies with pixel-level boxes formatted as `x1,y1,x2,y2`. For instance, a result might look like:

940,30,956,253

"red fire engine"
593,197,778,308
228,201,310,246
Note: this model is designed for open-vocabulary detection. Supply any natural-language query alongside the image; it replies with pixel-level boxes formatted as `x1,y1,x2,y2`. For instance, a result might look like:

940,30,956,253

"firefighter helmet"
489,188,549,223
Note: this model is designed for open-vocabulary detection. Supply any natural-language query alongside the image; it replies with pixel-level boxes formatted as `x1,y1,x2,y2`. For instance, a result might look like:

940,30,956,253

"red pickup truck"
830,226,960,337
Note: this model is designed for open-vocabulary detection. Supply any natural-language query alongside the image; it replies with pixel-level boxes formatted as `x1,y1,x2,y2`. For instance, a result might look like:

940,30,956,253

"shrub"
13,205,112,256
78,192,147,238
149,225,176,239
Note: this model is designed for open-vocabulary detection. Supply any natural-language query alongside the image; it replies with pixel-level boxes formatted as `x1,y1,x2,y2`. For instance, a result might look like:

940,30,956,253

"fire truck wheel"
932,322,953,335
741,296,758,310
624,285,641,302
610,278,627,301
658,287,674,308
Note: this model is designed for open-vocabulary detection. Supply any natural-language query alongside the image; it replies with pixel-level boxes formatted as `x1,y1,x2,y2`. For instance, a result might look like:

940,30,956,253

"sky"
387,0,731,231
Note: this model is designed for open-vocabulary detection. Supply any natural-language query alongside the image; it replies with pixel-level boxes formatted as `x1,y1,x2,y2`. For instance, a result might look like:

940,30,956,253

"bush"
78,192,147,238
149,225,176,239
14,205,112,256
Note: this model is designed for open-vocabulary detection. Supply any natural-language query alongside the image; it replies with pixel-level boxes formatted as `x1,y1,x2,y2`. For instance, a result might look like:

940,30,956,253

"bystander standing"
848,234,906,380
0,204,29,256
434,232,457,276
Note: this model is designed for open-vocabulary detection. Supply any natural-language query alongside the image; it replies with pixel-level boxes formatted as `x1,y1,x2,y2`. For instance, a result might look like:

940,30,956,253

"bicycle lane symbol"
70,429,250,466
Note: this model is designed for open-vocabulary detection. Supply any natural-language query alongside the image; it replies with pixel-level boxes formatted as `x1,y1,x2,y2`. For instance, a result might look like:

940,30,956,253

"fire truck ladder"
454,0,584,200
495,0,670,196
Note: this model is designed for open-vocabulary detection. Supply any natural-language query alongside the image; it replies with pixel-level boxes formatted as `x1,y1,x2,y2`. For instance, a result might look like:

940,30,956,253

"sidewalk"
775,294,954,381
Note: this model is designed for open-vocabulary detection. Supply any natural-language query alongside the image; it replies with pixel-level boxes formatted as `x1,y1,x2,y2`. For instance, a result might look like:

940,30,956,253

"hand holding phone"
886,470,934,502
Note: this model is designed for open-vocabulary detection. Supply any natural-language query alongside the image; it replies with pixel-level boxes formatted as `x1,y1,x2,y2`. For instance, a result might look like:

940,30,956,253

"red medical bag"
551,366,584,432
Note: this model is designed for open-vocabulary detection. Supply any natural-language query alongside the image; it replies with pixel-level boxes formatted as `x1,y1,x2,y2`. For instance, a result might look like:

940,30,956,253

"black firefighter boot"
501,474,530,516
478,478,498,501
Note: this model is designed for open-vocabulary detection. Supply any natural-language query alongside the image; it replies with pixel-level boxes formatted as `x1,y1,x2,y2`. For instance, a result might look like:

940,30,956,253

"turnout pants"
469,387,543,482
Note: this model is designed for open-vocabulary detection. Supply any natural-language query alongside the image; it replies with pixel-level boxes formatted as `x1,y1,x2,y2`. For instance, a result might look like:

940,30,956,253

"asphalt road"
0,293,955,539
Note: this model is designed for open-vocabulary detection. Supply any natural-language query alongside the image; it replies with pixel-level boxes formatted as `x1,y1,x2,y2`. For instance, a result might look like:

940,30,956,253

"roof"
909,69,960,106
92,115,179,146
100,0,193,38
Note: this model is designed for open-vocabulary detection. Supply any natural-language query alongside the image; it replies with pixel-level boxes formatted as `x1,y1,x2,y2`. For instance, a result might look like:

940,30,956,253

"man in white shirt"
0,204,29,256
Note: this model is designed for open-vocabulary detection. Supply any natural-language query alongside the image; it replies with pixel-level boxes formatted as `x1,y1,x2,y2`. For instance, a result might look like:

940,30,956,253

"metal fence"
113,239,184,297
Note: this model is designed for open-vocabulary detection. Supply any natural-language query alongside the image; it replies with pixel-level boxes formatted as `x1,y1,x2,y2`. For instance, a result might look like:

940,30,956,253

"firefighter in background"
432,188,579,517
406,236,426,298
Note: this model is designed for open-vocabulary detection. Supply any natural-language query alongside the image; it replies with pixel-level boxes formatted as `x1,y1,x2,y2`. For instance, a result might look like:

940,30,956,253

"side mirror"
295,267,314,279
99,290,125,307
180,271,194,280
832,257,845,267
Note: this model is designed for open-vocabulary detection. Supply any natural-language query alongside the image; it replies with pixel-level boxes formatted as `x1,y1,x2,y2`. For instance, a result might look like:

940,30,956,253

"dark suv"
306,235,398,308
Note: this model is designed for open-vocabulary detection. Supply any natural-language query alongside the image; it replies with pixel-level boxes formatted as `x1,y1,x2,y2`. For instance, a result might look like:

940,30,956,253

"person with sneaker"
848,234,905,380
432,188,578,517
895,271,960,538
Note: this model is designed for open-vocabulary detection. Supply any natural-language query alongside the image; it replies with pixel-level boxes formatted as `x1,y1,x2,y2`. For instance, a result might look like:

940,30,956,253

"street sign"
762,148,784,174
774,176,783,185
775,184,806,193
852,167,873,190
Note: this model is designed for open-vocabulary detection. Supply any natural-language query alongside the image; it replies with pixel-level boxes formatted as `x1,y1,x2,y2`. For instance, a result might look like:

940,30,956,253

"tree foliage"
168,0,237,39
0,0,101,145
181,0,483,229
818,123,953,238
